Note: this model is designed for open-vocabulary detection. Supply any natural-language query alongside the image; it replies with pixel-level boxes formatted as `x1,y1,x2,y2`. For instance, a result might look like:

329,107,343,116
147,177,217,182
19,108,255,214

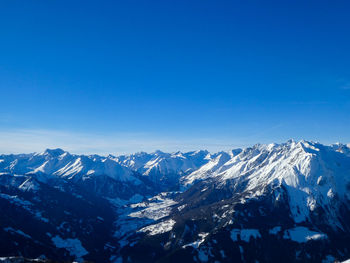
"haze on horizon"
0,1,349,154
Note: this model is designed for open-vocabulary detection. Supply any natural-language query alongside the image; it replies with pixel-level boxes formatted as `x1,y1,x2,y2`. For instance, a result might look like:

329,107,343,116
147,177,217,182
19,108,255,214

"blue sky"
0,0,350,154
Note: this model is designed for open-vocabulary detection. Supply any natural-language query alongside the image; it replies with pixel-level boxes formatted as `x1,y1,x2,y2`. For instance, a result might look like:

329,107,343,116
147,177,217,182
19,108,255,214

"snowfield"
139,219,176,236
128,195,177,220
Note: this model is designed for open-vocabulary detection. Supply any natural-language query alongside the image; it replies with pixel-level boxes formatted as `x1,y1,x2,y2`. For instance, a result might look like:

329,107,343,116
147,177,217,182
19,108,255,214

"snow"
183,233,209,248
112,193,177,241
0,149,140,183
3,140,348,227
183,152,231,185
116,149,210,181
182,140,350,226
56,158,83,178
32,160,49,174
231,229,261,242
86,169,95,175
0,141,350,254
51,236,88,262
139,219,176,235
128,197,177,220
283,227,327,243
18,178,39,192
327,188,335,198
177,204,186,211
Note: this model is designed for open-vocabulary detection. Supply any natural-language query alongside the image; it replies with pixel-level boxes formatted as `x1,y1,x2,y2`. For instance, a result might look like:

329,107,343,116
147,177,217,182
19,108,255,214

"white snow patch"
139,219,175,235
177,204,186,211
19,178,39,192
183,233,209,249
129,198,176,221
86,170,95,175
327,188,335,198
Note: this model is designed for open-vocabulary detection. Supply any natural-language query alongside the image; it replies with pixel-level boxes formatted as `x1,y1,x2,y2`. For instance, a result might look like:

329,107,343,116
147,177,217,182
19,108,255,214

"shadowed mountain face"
1,140,350,262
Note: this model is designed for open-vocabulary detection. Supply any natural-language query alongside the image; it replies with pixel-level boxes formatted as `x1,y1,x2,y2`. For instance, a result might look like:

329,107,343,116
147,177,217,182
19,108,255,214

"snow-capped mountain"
0,148,213,187
0,149,136,182
1,140,350,263
182,140,350,226
114,150,210,186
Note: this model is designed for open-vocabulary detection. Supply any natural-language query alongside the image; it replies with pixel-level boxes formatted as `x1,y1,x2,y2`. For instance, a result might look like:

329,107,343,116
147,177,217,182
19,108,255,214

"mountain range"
1,140,350,262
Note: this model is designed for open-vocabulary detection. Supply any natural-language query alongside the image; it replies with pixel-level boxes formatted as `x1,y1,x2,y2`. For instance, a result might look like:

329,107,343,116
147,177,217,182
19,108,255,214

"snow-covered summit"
115,150,210,181
40,148,66,157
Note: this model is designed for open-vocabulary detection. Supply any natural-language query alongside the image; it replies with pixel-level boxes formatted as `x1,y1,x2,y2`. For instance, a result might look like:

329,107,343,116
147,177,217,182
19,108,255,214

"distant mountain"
0,149,136,182
114,150,210,187
1,141,350,262
0,148,212,189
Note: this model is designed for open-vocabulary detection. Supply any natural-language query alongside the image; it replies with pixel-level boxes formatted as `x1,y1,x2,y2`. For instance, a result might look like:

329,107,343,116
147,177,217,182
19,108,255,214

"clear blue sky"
0,0,349,154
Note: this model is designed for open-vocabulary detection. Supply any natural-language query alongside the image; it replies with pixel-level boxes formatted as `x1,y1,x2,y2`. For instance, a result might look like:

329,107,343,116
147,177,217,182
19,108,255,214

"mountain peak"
153,150,165,155
43,148,65,157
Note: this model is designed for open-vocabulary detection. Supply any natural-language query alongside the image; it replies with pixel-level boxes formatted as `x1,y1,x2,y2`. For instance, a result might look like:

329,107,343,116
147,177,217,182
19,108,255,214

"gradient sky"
0,0,350,154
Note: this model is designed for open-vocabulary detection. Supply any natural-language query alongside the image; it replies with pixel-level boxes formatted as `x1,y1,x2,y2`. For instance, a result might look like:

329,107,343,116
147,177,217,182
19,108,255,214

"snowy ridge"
182,140,350,224
0,149,212,185
0,149,137,183
115,150,210,182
